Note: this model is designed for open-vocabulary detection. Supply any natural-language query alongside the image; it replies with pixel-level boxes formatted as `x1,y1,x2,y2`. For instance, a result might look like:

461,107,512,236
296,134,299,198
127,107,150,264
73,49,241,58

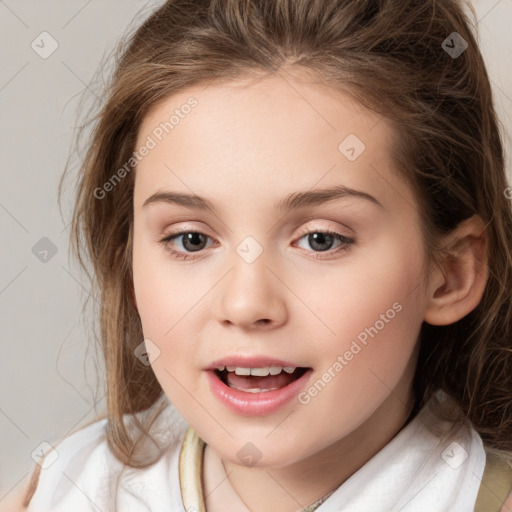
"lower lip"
205,369,312,416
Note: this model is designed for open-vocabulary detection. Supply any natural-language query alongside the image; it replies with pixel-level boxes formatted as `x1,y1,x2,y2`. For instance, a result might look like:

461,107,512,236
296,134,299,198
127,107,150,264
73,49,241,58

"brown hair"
23,0,512,505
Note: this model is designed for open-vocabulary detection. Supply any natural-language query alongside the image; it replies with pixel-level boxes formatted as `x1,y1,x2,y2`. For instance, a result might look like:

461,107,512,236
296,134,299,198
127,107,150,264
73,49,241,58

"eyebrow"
142,185,383,212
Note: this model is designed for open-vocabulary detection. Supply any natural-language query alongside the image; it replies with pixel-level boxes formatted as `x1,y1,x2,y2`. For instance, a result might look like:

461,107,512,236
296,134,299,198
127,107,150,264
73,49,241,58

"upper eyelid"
161,222,351,236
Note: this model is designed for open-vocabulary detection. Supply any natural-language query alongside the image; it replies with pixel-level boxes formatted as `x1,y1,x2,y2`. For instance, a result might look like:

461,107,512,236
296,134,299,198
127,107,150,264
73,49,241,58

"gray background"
1,0,511,504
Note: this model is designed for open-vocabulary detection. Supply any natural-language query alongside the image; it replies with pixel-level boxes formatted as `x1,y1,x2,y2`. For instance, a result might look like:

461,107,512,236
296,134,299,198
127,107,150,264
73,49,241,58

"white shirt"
27,401,189,512
27,392,486,512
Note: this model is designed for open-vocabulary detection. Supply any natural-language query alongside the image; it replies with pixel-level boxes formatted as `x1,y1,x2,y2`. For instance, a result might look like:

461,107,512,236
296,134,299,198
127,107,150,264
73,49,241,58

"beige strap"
474,450,512,512
179,427,207,512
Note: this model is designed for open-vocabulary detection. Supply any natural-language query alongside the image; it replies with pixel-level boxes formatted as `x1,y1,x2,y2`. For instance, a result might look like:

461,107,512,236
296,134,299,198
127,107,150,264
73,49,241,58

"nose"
215,248,288,331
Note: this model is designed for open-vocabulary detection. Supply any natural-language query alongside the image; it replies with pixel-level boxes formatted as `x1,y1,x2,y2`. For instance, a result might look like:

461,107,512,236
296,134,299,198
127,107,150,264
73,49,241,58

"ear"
423,214,489,326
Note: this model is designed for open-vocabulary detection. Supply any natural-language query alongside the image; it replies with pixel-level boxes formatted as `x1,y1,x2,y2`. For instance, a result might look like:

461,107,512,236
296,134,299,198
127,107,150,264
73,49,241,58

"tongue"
225,371,297,391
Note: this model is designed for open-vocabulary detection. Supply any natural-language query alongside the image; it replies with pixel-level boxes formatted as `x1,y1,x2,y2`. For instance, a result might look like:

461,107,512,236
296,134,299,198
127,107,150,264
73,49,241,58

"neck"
221,375,416,512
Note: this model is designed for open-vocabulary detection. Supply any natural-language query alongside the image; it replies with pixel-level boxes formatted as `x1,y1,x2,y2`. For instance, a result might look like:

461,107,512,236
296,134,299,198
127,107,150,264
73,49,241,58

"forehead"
133,70,412,213
138,69,387,150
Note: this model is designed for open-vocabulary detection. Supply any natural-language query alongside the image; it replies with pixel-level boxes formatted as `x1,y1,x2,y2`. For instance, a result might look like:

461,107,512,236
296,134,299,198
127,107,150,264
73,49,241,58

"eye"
158,230,215,260
294,229,354,259
158,228,355,261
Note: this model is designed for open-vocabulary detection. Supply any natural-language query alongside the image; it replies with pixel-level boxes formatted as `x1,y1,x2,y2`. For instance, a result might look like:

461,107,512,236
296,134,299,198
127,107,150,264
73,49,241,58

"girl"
20,0,512,510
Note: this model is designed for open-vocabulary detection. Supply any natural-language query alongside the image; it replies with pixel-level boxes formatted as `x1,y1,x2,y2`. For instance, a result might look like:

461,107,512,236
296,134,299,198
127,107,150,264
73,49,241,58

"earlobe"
423,214,489,326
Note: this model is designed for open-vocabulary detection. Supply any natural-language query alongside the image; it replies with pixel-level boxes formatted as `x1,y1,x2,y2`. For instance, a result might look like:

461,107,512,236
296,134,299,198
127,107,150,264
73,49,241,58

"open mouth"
214,365,310,393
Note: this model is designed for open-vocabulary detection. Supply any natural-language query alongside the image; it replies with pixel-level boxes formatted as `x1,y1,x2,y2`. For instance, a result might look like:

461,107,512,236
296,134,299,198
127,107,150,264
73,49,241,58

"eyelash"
158,227,355,261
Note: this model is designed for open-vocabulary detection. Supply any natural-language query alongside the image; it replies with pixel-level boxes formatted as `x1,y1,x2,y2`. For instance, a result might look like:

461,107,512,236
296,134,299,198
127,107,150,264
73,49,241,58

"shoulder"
25,416,114,511
24,404,189,512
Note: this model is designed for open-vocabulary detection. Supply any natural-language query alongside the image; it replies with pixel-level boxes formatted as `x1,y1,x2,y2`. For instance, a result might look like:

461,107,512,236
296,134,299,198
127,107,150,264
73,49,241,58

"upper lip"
205,356,309,371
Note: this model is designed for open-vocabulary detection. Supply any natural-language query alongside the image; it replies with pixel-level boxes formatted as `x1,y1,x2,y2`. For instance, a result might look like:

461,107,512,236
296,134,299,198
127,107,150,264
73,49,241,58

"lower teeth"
233,387,280,393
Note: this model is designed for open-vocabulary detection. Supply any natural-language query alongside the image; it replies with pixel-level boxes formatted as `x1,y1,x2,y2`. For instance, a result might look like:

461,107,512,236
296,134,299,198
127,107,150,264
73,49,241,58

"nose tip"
216,257,287,330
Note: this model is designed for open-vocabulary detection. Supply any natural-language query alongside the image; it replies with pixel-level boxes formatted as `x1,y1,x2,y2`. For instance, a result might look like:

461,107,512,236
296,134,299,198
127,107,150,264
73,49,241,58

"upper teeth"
216,366,296,376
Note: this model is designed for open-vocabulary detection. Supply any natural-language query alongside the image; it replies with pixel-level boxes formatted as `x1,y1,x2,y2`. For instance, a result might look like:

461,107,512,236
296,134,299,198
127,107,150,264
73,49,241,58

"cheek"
133,227,186,329
295,252,424,440
300,234,426,349
132,236,217,402
296,235,425,411
132,233,194,363
133,261,203,402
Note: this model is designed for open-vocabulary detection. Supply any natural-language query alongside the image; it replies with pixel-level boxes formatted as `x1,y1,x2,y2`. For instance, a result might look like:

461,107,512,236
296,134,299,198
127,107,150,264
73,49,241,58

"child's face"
132,70,430,467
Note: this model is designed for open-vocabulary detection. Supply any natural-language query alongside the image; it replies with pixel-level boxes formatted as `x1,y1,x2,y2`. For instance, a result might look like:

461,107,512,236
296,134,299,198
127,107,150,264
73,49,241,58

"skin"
131,67,488,511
